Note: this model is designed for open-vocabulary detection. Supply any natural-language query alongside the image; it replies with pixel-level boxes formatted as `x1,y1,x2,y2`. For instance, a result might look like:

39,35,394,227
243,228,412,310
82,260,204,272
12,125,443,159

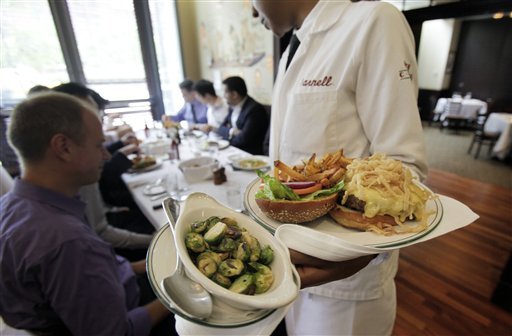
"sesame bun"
255,193,338,224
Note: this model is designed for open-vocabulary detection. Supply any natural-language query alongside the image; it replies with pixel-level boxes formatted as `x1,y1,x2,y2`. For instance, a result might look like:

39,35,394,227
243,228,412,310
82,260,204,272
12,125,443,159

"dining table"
121,136,261,230
484,112,512,160
433,97,488,120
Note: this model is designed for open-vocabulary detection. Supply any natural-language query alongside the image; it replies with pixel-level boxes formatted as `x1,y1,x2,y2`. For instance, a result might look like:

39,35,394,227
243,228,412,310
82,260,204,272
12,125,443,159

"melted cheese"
341,153,434,234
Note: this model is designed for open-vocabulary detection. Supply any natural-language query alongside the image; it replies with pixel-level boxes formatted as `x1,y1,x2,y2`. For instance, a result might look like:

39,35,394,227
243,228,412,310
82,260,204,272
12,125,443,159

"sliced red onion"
283,181,317,189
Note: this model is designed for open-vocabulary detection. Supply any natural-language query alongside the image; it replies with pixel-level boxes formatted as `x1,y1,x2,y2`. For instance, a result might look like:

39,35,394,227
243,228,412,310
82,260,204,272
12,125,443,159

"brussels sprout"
248,262,274,294
205,216,221,231
197,256,218,277
229,274,255,294
204,222,227,245
212,273,232,288
247,262,272,275
191,220,207,233
241,232,261,262
218,259,245,277
254,271,274,294
197,251,222,265
220,217,238,227
233,242,250,262
218,237,236,252
225,225,242,239
217,252,230,261
185,232,206,253
259,245,274,265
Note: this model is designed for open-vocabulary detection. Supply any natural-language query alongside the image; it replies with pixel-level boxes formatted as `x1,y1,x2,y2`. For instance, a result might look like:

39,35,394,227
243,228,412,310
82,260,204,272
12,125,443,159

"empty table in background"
484,113,512,160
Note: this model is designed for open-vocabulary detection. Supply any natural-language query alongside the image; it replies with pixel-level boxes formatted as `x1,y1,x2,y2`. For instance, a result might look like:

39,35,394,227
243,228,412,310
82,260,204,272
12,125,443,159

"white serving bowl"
174,192,299,311
178,157,217,183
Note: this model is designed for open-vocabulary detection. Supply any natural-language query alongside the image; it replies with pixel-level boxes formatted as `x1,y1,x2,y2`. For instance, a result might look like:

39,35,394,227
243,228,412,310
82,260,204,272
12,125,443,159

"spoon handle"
162,197,182,275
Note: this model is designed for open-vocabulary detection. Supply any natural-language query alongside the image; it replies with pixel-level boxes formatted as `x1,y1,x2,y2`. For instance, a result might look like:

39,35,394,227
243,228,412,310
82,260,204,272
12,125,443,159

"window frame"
46,0,171,120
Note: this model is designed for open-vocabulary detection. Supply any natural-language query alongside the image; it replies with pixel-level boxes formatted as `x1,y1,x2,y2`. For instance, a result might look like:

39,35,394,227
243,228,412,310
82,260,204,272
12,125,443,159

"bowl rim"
178,156,216,169
174,192,299,310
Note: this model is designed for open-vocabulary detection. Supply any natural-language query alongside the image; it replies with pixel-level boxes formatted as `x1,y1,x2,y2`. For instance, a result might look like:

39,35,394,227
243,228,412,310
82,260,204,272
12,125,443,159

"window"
149,0,185,115
0,0,68,106
1,0,184,129
67,1,148,101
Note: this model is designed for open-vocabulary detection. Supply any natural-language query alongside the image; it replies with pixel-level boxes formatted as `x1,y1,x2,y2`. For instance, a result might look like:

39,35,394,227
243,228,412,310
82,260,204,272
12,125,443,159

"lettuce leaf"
255,170,344,201
255,170,300,201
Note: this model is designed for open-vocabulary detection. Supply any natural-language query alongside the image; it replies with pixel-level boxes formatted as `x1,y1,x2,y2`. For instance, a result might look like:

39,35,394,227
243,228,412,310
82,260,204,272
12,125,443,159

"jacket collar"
296,1,349,42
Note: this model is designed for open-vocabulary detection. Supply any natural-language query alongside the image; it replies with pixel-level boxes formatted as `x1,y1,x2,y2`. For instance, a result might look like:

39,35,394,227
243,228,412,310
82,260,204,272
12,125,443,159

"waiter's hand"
289,249,376,289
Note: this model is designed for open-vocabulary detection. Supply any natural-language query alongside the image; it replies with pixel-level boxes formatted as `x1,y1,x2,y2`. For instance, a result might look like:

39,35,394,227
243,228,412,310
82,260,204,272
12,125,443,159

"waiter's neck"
293,0,318,30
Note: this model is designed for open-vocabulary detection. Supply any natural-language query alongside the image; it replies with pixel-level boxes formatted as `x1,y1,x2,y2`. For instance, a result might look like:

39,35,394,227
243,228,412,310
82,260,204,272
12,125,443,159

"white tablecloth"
484,113,512,159
122,143,257,230
434,97,487,120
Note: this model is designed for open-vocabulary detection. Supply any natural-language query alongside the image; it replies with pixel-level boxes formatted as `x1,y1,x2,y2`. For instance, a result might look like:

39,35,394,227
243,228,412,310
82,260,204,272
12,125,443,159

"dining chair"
467,112,501,159
440,100,465,132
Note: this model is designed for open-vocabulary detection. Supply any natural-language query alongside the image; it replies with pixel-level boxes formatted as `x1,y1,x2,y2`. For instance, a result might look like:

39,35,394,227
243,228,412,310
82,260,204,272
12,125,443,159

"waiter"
253,0,427,335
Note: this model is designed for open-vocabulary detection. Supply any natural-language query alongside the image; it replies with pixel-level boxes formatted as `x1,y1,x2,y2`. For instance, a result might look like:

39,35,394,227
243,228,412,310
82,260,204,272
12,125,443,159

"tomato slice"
293,183,322,195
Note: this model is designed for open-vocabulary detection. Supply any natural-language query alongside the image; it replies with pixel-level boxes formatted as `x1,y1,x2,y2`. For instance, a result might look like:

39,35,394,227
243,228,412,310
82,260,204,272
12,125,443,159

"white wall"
417,19,461,91
193,0,274,105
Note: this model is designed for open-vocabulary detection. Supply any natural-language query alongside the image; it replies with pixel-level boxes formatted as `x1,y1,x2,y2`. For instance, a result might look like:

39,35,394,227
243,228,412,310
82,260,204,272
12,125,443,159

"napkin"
175,304,291,336
274,195,479,261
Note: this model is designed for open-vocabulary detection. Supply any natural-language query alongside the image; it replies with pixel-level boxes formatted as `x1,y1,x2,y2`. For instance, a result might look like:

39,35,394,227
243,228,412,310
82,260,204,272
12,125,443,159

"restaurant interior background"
1,0,510,121
1,1,512,335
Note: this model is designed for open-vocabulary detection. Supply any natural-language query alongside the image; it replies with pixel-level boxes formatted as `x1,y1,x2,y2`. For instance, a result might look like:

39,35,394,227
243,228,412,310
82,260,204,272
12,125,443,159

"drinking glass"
226,186,243,212
166,169,189,201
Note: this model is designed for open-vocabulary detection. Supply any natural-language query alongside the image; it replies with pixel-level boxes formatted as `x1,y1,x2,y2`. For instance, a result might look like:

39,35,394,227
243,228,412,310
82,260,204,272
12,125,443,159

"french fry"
272,148,352,186
274,160,308,181
328,167,346,185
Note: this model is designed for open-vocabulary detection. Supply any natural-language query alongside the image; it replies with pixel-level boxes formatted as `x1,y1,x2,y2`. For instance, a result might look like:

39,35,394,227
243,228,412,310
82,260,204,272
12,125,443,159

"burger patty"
340,192,366,212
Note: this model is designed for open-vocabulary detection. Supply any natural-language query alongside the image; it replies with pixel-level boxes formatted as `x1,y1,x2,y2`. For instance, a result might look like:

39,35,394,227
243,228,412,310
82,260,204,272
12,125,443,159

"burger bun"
255,193,338,224
329,205,397,231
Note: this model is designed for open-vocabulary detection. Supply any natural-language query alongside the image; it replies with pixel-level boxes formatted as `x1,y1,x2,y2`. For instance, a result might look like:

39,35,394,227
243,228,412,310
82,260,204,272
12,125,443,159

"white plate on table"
142,184,167,196
129,159,163,174
243,178,443,249
231,155,270,171
146,225,275,328
216,139,230,150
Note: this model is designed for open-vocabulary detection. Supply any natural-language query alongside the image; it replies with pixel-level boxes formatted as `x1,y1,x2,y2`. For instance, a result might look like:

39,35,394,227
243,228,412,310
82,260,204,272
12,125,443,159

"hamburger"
254,171,344,224
329,153,433,235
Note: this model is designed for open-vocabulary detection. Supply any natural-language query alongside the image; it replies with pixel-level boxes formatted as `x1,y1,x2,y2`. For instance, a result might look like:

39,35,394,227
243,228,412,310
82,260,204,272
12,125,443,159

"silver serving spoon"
160,197,213,320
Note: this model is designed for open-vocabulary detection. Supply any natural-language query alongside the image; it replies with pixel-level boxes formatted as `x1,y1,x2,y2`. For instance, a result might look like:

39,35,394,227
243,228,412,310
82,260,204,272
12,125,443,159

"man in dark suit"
217,76,269,155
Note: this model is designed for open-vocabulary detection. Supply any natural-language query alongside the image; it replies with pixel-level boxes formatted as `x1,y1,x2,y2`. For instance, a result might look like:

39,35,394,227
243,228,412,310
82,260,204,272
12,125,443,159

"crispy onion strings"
342,153,435,235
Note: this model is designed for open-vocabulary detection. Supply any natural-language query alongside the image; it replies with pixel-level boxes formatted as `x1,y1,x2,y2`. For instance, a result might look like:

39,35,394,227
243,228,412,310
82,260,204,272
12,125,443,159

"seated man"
0,92,174,335
170,79,208,127
52,82,155,245
217,76,269,155
192,79,229,133
52,83,140,205
80,182,153,261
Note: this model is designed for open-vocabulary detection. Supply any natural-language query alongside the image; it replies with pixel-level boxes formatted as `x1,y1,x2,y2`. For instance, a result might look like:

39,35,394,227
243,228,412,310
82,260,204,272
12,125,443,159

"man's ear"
49,134,74,162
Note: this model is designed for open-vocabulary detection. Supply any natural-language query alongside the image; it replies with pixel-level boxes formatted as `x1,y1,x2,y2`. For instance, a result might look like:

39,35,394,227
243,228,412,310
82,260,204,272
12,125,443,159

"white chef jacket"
269,1,428,335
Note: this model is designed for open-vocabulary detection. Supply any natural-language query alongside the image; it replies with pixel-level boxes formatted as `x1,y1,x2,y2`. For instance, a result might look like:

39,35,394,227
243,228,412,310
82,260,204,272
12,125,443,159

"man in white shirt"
192,79,229,133
217,76,268,155
253,0,428,335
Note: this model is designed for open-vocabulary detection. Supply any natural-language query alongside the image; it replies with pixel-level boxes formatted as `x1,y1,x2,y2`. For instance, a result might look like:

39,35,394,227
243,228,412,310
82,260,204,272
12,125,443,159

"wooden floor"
392,168,512,335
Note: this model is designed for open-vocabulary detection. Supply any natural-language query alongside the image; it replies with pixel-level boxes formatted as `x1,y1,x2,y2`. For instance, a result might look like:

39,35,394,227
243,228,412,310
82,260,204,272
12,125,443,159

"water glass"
226,187,243,212
166,169,188,201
